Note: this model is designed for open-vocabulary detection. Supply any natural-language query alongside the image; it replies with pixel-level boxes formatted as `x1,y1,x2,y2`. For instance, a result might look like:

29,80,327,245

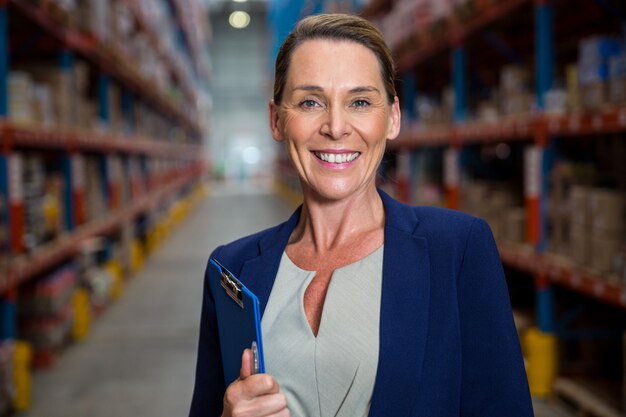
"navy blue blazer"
189,190,533,417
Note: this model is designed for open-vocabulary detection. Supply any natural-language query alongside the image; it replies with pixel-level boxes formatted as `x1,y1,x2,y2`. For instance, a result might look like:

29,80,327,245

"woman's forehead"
286,39,384,88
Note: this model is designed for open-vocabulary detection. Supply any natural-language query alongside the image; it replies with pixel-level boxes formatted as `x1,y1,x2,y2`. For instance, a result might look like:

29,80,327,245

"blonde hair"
273,14,397,105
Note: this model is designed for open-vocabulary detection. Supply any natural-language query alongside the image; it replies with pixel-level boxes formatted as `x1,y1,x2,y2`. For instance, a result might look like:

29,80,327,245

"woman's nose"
320,106,352,140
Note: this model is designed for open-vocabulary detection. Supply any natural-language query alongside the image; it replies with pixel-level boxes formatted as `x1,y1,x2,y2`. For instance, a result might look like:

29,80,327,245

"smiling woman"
190,13,534,417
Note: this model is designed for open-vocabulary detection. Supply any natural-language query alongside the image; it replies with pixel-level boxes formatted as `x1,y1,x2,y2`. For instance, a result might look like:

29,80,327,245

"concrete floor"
22,183,574,417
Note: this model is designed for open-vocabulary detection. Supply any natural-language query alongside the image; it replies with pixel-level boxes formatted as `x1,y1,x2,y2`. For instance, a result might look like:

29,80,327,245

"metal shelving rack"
0,0,209,365
361,0,626,412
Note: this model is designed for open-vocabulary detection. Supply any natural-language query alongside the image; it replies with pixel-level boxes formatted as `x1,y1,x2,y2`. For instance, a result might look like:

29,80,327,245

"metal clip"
220,270,243,308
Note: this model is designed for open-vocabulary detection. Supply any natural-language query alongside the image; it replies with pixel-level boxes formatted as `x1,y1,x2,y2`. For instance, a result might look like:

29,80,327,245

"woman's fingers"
239,349,253,379
229,391,288,417
223,370,287,417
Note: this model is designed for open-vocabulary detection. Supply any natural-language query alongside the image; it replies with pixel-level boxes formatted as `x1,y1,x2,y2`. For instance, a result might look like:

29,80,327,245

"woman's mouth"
314,151,360,164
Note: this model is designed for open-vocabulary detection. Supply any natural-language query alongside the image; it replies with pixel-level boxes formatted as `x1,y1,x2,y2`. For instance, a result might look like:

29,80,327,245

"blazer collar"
241,190,430,416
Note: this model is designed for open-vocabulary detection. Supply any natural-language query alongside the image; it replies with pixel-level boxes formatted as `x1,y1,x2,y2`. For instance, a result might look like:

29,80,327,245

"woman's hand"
222,349,290,417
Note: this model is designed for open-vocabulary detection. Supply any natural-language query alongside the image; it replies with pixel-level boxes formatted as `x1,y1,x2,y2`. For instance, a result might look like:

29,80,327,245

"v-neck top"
261,246,384,417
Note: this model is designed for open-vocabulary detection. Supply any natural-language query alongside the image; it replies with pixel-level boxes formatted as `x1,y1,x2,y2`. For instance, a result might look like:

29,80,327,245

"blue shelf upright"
534,0,556,334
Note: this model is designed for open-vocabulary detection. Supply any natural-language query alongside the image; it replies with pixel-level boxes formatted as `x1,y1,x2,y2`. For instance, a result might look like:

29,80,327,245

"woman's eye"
353,99,370,108
300,100,320,109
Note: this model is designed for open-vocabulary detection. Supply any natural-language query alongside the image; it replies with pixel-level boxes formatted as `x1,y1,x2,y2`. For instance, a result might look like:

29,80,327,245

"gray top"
262,246,384,417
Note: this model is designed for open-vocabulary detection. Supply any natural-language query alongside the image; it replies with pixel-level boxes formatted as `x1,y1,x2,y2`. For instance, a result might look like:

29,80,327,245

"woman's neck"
289,185,385,254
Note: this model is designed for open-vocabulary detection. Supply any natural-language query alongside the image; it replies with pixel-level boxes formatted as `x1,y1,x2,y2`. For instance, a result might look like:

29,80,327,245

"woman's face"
270,39,400,202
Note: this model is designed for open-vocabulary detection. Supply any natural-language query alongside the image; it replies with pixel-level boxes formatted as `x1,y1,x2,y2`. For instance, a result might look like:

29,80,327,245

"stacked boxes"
22,155,46,254
499,65,533,119
577,36,623,110
569,185,591,267
8,72,34,125
461,180,523,242
588,189,625,274
84,157,108,223
566,186,625,275
18,266,77,358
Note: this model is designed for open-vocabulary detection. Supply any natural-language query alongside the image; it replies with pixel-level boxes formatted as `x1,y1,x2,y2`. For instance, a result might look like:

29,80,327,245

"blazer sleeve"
189,247,226,417
457,218,534,417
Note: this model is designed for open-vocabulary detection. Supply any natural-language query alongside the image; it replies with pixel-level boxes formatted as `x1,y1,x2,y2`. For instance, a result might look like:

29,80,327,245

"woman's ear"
269,100,284,142
386,96,401,141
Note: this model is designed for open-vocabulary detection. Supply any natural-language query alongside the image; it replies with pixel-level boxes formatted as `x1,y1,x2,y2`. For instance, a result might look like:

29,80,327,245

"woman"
190,13,533,417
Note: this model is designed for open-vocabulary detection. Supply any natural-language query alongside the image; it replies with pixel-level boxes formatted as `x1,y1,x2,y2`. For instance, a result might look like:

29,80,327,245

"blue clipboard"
208,257,265,386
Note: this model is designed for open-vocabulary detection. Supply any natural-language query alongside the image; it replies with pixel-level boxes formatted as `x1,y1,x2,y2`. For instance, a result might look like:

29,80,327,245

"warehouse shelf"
499,243,626,310
168,0,211,80
392,0,531,71
392,104,626,149
0,120,203,158
124,0,197,104
9,0,202,136
362,0,626,409
0,162,205,293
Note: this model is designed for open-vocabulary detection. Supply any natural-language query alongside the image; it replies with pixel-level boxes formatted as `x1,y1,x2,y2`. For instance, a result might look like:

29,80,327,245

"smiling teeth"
316,152,360,163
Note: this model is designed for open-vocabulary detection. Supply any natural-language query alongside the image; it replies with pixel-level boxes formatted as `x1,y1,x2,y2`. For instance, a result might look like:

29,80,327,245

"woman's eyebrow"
292,85,380,94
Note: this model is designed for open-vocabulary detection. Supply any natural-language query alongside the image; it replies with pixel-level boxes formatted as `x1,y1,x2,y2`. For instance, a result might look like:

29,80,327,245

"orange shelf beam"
499,243,626,311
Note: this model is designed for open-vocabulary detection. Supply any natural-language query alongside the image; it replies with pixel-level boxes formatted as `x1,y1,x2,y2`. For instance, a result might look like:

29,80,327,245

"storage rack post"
448,45,468,210
533,0,556,334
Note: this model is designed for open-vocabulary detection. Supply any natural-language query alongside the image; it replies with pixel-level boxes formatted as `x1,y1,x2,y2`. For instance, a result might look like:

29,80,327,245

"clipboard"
208,257,265,386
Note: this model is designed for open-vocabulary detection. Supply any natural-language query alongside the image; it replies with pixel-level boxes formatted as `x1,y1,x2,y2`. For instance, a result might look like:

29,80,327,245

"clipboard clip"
220,269,244,308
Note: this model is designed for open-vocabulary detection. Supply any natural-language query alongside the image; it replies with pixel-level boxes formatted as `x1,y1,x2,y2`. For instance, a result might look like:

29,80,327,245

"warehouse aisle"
20,182,573,417
22,182,295,417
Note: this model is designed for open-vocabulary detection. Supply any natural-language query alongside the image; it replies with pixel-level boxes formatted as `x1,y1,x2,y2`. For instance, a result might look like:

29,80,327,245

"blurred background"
0,0,625,416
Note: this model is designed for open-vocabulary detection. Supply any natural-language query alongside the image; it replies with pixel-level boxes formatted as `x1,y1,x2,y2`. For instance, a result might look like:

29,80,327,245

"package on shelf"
22,154,46,253
78,237,118,309
578,36,623,83
18,265,77,317
461,180,521,240
568,185,592,267
502,207,526,245
565,64,582,112
499,65,534,119
84,157,108,223
41,174,65,243
15,64,76,128
588,189,625,274
608,53,626,104
578,36,624,110
8,72,34,125
76,96,99,131
544,88,568,115
18,305,73,353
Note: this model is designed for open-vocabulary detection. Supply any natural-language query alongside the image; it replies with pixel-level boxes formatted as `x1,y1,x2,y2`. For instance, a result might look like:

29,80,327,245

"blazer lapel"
238,206,301,317
369,191,431,417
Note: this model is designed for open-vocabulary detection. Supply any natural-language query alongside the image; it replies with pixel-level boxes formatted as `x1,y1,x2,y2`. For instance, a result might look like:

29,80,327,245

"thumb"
239,348,253,380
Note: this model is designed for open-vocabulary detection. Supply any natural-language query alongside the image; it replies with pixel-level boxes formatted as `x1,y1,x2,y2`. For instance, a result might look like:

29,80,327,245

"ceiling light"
229,11,250,29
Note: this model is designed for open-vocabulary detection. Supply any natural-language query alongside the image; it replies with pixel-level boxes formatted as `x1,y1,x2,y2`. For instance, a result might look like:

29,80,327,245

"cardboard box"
590,230,624,273
570,228,590,267
589,189,624,231
570,185,591,227
504,207,526,244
